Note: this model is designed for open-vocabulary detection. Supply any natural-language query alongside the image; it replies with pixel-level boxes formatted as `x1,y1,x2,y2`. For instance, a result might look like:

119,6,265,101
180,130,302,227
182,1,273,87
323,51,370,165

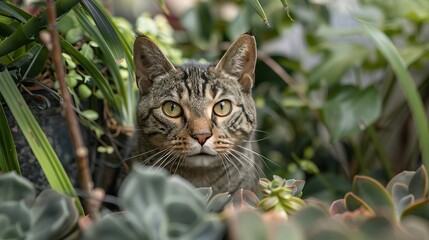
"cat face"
133,34,257,168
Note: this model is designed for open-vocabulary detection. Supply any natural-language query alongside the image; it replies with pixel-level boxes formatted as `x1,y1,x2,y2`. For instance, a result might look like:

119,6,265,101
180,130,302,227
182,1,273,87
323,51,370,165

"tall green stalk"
363,23,429,180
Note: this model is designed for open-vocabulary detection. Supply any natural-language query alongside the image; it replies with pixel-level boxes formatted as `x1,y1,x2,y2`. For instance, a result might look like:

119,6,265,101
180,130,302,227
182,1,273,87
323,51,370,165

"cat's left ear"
213,34,257,93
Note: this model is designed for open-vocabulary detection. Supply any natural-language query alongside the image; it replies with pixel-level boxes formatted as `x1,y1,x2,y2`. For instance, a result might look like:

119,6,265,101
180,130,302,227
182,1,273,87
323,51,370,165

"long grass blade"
60,37,118,111
0,103,20,174
0,2,27,22
0,69,83,214
80,0,124,60
73,6,135,126
0,0,80,56
362,23,429,177
243,0,270,27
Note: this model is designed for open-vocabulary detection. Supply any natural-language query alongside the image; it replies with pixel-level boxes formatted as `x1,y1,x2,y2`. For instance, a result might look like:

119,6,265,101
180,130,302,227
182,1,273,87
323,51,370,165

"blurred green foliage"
170,0,429,202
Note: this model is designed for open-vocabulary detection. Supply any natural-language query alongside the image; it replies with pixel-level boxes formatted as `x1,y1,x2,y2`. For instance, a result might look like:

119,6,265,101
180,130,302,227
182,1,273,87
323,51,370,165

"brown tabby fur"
131,34,262,194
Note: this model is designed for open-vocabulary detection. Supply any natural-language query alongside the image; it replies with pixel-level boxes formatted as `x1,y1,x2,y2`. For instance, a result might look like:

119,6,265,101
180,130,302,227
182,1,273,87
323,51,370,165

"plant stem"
257,50,316,111
350,138,368,175
367,125,394,178
45,0,95,218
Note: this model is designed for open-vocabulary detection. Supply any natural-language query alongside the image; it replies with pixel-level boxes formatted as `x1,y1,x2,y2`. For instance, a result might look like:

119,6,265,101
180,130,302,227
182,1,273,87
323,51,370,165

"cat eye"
213,100,232,117
162,101,183,118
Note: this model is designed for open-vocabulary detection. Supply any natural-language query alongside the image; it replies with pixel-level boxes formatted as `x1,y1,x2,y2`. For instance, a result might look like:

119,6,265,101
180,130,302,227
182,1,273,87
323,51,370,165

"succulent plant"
258,175,306,217
82,167,225,240
0,172,79,240
330,165,429,223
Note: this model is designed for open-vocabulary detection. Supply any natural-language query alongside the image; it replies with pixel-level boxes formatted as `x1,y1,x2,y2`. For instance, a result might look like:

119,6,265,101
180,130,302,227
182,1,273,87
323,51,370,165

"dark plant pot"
4,89,79,192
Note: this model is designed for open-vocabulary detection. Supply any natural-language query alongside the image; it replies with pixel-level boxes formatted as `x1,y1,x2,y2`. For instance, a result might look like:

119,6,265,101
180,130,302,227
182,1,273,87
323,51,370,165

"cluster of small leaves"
258,176,305,217
0,172,79,240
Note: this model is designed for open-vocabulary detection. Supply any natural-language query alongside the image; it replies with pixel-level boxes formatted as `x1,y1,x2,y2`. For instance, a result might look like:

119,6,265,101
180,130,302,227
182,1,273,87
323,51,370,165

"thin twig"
45,0,96,218
257,50,317,112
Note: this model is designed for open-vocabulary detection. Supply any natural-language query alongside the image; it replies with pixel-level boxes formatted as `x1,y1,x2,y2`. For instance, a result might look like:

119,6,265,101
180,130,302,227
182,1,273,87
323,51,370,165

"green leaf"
27,190,79,240
206,192,231,212
0,70,83,215
80,0,124,60
0,0,81,57
0,172,35,202
322,85,382,140
397,195,414,216
363,23,429,182
73,6,136,127
345,192,374,213
308,44,370,89
0,201,31,238
386,170,415,194
352,176,395,216
0,2,28,23
81,109,98,121
293,205,327,231
65,27,83,44
60,37,117,108
0,104,20,174
243,0,270,27
82,215,141,240
230,210,267,240
359,216,394,238
392,183,410,208
79,43,94,60
119,167,168,228
401,199,429,220
408,165,428,200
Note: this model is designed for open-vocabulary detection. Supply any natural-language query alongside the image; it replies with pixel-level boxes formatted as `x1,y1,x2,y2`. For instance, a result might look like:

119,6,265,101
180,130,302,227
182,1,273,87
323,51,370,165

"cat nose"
192,133,212,145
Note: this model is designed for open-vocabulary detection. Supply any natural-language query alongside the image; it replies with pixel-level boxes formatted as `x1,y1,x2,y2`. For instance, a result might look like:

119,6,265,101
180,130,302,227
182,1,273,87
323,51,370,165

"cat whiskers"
217,153,233,190
121,147,162,163
235,144,279,170
150,148,176,171
243,129,271,143
228,149,262,181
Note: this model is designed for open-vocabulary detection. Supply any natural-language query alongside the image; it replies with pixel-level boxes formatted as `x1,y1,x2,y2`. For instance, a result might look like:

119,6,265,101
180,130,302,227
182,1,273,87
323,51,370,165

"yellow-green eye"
213,100,232,117
162,101,183,118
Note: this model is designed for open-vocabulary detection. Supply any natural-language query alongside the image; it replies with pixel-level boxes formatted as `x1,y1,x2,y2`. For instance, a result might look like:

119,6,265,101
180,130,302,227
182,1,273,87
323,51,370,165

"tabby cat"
131,33,262,194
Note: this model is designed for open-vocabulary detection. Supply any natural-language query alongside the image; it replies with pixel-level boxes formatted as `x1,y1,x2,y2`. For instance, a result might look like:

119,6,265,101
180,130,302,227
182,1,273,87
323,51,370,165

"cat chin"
182,154,220,167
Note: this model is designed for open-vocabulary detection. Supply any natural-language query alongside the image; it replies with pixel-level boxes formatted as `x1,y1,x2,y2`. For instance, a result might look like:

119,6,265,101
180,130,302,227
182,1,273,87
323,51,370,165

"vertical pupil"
220,101,224,111
170,103,175,112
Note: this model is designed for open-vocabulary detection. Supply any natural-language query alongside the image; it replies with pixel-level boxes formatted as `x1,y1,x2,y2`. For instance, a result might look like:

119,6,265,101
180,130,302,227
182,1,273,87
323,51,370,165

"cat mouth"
183,150,218,167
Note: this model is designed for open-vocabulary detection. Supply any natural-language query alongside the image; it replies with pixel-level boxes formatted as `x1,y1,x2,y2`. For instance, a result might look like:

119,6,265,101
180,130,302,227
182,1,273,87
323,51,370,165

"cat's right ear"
133,35,176,95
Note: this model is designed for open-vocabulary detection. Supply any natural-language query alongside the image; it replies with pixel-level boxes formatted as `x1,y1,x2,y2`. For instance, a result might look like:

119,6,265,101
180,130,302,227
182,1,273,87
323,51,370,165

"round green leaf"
81,109,99,121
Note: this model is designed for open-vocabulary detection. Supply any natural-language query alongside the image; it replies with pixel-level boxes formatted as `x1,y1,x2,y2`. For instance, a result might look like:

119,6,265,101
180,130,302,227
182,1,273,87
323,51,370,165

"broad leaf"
229,210,267,240
352,176,395,216
322,85,381,140
0,172,34,203
27,190,79,240
308,43,370,89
